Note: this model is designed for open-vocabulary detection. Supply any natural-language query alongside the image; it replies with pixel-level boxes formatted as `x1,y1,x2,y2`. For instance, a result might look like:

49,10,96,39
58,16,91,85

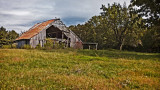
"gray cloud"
0,0,130,33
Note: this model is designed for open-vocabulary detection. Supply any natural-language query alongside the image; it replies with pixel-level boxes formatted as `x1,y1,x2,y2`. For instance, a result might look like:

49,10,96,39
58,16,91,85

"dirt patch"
12,57,25,62
0,60,4,63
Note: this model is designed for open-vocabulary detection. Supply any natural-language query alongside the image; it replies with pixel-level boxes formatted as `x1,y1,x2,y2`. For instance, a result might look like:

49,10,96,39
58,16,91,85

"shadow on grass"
78,49,160,60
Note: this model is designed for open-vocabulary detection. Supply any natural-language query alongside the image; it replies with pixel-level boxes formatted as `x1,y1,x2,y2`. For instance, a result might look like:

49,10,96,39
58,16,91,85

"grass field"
0,49,160,89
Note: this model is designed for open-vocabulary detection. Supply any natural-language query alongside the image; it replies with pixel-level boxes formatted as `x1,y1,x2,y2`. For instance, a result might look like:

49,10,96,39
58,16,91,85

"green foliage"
131,0,160,52
11,43,17,49
69,3,144,51
0,49,159,89
100,3,144,50
2,45,12,49
35,44,42,49
141,28,160,52
44,38,65,50
0,26,19,47
44,38,54,50
0,27,8,47
53,42,65,49
1,44,17,49
22,44,32,49
131,0,160,26
69,2,159,52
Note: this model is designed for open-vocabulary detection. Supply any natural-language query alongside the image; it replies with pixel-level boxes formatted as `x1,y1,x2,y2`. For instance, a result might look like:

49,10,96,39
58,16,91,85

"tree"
131,0,160,26
0,26,19,47
131,0,160,52
69,3,144,50
100,3,143,50
0,27,8,47
8,30,19,46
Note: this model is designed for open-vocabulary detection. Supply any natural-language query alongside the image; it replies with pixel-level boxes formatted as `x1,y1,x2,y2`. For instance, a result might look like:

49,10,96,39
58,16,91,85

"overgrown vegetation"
1,44,17,49
22,44,32,49
43,38,65,50
0,49,159,89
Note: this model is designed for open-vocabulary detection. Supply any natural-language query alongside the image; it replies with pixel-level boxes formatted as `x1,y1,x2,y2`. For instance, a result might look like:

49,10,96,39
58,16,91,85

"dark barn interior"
46,25,67,39
46,25,70,47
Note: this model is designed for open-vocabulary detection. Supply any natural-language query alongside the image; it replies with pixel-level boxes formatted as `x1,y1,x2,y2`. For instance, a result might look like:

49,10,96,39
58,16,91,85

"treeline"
69,1,160,52
0,26,19,47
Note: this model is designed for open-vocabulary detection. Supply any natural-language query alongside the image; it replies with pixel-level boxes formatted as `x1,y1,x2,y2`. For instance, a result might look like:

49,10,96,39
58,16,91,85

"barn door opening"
46,25,67,39
46,25,70,47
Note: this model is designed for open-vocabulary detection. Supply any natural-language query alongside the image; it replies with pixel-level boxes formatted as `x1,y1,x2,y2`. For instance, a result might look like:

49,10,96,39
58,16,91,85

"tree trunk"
120,43,123,51
118,39,124,51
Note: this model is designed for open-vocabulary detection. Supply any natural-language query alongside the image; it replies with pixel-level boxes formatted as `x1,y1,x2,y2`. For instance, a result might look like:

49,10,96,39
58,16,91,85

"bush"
11,43,17,49
53,42,65,49
36,44,42,49
44,38,54,50
44,38,65,50
22,44,32,49
2,45,12,49
1,43,17,49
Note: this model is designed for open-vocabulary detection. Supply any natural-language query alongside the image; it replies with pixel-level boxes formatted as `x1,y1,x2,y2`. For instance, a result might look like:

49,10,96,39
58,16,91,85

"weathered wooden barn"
16,19,83,49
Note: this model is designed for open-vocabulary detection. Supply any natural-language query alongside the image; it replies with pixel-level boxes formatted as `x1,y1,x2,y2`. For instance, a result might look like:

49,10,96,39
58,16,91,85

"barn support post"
62,31,64,40
89,45,91,50
66,37,69,48
82,45,84,49
83,43,98,50
96,44,98,50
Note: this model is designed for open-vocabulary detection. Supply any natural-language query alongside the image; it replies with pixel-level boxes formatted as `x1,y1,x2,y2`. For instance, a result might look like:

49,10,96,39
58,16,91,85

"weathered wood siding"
51,20,83,48
17,40,26,48
30,30,46,48
69,30,82,48
17,40,30,48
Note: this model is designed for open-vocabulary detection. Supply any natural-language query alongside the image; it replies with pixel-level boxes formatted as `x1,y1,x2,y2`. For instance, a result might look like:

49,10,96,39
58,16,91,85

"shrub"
36,44,42,49
11,43,17,49
1,43,17,49
22,44,32,49
44,38,66,50
44,38,54,50
2,45,12,49
53,42,65,49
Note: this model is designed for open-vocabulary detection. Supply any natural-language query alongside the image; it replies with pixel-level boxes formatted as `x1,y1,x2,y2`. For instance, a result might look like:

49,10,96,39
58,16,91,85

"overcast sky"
0,0,130,33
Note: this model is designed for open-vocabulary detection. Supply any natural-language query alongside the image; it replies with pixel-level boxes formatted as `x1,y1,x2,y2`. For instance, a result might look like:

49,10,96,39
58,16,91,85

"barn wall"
30,30,46,48
17,40,29,48
69,30,83,49
52,20,83,49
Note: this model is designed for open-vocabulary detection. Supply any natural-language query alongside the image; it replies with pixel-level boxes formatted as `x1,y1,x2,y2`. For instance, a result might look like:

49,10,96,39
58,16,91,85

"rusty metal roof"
16,19,55,40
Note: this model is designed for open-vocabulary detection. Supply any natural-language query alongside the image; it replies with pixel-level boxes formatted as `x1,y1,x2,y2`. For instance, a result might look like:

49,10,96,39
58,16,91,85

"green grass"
0,49,160,89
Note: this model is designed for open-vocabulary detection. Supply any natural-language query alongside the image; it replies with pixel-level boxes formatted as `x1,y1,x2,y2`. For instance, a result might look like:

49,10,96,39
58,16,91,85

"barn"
16,19,83,49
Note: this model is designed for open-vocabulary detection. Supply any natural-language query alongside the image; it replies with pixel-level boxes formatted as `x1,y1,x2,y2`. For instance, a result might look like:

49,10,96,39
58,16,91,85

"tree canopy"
69,3,144,51
131,0,160,26
131,0,160,52
69,2,159,52
0,26,19,47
